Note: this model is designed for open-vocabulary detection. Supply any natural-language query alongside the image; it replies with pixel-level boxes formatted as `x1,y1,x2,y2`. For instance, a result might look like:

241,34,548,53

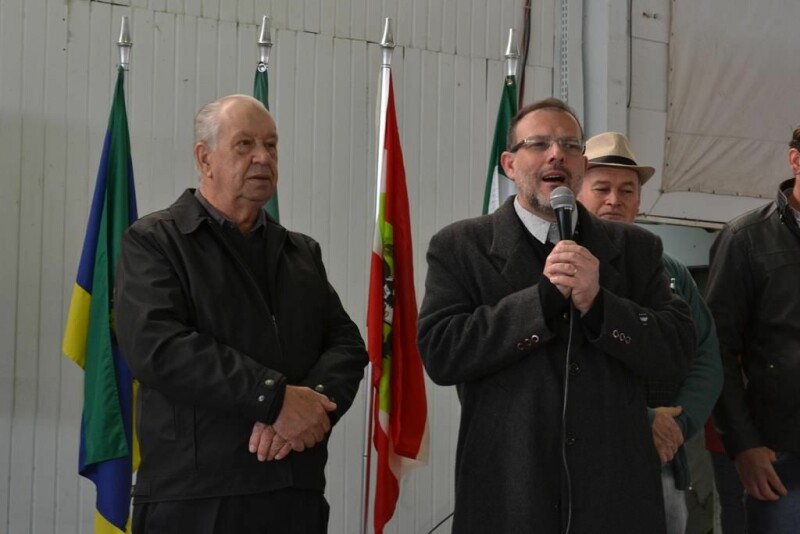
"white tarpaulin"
663,0,800,199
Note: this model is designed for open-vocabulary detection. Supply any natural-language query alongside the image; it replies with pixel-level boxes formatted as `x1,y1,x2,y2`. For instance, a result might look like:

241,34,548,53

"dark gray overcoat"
418,198,696,534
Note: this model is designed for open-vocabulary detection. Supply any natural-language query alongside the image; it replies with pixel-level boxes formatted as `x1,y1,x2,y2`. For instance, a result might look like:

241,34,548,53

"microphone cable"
560,304,576,534
426,512,454,533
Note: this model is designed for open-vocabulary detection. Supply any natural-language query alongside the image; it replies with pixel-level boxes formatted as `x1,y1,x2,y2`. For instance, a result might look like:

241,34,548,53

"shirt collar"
194,189,267,233
513,196,578,244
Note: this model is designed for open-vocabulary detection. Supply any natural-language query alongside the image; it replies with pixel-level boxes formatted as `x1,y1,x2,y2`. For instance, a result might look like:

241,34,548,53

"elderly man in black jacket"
115,94,368,534
417,98,695,533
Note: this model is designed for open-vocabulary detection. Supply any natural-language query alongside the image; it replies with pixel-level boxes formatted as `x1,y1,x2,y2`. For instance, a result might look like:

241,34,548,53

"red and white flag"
367,72,429,534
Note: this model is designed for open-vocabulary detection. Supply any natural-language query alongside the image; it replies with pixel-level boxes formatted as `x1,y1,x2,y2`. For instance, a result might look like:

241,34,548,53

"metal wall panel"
0,0,554,532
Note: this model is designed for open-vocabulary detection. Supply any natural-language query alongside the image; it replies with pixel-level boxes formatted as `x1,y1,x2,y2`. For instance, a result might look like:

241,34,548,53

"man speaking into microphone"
417,98,696,534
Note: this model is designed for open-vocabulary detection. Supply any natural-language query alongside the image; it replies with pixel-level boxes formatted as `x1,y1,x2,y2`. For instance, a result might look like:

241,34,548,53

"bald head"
195,94,270,151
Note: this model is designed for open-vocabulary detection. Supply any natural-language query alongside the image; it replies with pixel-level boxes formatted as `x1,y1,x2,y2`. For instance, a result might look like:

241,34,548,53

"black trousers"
132,488,329,534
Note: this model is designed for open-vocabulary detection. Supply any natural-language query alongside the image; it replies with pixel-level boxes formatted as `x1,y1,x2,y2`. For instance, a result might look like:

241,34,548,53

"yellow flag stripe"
62,284,92,368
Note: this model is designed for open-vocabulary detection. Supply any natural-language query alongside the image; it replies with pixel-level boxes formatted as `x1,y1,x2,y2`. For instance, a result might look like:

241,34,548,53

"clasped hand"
248,385,337,462
543,241,600,314
651,406,684,463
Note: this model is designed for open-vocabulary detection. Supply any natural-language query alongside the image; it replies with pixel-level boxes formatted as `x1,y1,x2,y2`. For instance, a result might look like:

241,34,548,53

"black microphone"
550,186,576,241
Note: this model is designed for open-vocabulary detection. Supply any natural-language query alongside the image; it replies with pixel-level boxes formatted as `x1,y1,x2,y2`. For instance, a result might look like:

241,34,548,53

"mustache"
245,165,273,178
536,164,572,181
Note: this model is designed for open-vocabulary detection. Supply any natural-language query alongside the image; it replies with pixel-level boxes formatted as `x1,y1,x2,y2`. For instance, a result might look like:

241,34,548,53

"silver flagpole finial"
504,28,519,79
257,16,273,72
118,16,132,70
380,18,395,49
380,18,395,67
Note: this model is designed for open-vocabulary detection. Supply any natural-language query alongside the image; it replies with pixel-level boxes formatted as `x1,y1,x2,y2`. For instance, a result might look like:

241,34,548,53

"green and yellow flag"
62,66,139,534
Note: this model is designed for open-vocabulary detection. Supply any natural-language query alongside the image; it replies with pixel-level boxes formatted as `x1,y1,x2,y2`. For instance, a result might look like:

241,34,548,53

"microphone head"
550,186,575,211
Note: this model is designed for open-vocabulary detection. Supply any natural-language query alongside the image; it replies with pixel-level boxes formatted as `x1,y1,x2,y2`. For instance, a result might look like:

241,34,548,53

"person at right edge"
577,132,722,534
417,97,696,534
706,125,800,533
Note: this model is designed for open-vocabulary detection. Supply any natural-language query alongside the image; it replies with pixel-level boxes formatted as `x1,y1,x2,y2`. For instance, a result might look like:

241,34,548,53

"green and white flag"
482,75,518,214
254,62,280,221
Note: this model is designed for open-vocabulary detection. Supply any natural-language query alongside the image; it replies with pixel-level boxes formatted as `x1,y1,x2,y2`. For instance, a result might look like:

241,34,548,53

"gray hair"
194,94,267,150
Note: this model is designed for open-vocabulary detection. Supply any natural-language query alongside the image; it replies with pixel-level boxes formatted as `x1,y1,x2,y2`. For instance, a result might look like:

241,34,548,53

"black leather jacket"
707,179,800,455
115,189,367,502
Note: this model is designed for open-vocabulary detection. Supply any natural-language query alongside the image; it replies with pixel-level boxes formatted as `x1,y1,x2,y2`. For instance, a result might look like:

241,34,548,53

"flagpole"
117,16,132,105
362,18,394,534
482,28,521,214
257,16,272,77
118,16,132,71
505,28,519,78
255,15,281,220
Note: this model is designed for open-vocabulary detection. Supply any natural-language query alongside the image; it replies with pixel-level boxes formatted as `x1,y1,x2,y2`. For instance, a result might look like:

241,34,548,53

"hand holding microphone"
544,187,600,313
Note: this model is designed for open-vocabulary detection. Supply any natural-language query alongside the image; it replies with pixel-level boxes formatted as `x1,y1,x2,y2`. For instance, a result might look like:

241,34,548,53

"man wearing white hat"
577,132,722,534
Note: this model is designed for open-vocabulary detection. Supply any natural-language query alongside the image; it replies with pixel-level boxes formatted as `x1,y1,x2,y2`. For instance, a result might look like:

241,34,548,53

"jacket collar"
170,188,292,246
171,188,218,234
776,178,800,238
776,178,793,213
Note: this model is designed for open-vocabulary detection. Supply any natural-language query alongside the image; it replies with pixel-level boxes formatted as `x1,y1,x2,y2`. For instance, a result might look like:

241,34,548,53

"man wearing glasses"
418,98,695,533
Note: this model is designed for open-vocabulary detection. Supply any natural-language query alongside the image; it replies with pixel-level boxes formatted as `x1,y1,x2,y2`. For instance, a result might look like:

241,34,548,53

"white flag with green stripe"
482,75,518,214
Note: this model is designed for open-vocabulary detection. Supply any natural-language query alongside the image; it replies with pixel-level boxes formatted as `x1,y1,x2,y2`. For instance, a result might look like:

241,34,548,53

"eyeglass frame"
507,136,586,156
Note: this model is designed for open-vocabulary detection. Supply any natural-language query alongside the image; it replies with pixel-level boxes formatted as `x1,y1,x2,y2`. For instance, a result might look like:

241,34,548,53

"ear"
789,148,800,177
194,142,212,177
500,151,516,180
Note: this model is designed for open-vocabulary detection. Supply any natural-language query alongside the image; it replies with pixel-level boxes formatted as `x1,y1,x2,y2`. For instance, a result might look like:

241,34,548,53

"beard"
519,164,577,219
525,190,555,218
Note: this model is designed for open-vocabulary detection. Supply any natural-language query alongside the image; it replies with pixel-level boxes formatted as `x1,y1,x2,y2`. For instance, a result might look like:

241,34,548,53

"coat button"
565,434,576,446
568,363,580,376
257,395,265,402
264,378,276,388
314,384,326,393
531,334,539,343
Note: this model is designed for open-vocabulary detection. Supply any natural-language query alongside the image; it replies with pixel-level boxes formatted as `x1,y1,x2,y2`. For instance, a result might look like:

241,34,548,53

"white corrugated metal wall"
0,0,556,532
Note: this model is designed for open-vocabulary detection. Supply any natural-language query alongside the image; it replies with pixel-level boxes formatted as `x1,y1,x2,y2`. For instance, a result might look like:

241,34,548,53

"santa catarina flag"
367,73,429,534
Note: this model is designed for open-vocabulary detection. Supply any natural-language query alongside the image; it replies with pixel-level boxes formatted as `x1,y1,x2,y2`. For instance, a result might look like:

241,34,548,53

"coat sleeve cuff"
580,290,605,336
249,370,287,424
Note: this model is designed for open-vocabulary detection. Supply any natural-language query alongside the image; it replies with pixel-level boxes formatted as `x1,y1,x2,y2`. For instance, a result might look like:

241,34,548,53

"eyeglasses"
508,136,585,156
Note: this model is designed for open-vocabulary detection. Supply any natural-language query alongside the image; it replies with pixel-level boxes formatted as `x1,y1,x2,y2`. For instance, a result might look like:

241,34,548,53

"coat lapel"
486,198,628,295
489,198,542,291
575,204,625,294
